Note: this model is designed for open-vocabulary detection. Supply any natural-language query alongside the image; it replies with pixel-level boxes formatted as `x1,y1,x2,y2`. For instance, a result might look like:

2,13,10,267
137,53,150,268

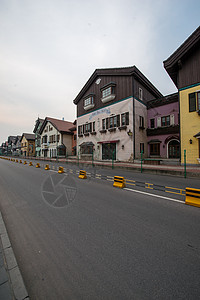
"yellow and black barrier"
45,164,50,170
16,159,18,163
113,176,125,188
24,161,27,165
79,170,87,179
19,160,22,163
36,163,40,168
29,162,33,166
185,188,200,208
58,166,64,174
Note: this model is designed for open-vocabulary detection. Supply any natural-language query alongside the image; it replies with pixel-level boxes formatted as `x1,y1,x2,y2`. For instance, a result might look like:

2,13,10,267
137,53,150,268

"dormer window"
83,94,95,110
101,83,116,103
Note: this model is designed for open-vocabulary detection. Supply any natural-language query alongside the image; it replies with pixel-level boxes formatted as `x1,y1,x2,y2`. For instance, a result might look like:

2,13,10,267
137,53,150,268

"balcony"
147,125,179,136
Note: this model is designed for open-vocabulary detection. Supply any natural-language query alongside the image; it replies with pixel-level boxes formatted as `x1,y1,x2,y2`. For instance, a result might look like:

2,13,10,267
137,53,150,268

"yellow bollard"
24,161,27,165
36,163,40,168
78,170,87,179
16,159,18,163
19,160,22,163
185,188,200,208
29,162,33,166
113,176,125,188
58,166,64,174
45,164,50,170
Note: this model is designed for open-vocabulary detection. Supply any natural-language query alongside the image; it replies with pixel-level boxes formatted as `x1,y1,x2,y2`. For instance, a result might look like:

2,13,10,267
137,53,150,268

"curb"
0,212,29,300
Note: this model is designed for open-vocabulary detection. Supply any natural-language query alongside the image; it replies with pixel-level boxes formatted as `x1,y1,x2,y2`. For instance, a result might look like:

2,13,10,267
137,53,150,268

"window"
161,116,170,127
80,144,93,154
150,118,155,128
198,92,200,111
150,143,160,156
93,122,95,132
102,86,115,98
101,83,116,103
189,93,196,112
85,123,92,133
139,88,143,101
139,116,144,129
121,112,129,126
140,143,144,153
78,125,83,135
84,96,94,107
57,135,60,142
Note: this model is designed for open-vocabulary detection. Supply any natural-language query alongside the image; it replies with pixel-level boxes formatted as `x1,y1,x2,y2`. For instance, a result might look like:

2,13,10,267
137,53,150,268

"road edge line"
124,188,184,204
0,212,29,300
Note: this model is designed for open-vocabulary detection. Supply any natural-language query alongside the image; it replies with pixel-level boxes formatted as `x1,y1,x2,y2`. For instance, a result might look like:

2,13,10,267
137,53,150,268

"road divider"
185,188,200,208
58,166,64,174
45,164,50,170
36,163,40,168
29,162,33,166
113,176,125,188
16,159,18,163
24,161,27,165
79,170,87,179
19,160,22,163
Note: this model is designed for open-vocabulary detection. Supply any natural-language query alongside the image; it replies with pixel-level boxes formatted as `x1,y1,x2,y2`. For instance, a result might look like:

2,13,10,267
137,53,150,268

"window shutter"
170,114,175,125
117,115,120,127
157,117,161,127
106,118,109,129
189,93,196,112
126,112,129,125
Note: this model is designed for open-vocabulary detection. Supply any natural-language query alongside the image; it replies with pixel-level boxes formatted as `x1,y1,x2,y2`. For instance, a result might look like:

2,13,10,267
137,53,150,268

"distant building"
147,93,180,159
7,136,17,155
164,26,200,164
20,133,36,157
39,117,74,158
33,118,44,157
13,135,22,156
73,66,162,161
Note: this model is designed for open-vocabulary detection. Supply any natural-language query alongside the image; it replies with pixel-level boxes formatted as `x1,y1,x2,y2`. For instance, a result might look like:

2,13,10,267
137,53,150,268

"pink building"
147,93,180,159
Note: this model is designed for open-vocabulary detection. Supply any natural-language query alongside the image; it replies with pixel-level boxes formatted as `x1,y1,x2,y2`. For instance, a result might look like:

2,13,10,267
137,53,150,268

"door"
168,140,180,158
102,143,116,160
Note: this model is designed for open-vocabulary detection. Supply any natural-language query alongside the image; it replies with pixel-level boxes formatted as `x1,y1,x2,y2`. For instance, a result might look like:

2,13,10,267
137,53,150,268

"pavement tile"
0,266,9,285
4,248,17,271
9,266,28,300
0,281,13,300
1,233,11,249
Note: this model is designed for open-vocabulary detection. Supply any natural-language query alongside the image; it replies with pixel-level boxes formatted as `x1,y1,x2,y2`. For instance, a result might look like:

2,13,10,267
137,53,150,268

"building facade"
20,133,36,157
33,118,44,157
74,66,162,161
147,93,180,159
39,117,74,158
164,26,200,164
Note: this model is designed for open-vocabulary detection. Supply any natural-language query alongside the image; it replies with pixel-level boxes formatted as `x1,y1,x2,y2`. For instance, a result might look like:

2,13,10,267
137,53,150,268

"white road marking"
124,188,184,204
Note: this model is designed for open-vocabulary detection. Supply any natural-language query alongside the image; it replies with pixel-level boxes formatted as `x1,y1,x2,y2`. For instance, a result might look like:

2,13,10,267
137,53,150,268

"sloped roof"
33,118,44,133
163,26,200,86
73,65,163,104
20,133,36,142
39,117,74,135
147,92,178,109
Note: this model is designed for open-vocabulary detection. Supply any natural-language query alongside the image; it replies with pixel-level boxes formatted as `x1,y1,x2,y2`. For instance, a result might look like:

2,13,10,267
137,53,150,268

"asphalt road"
0,159,200,299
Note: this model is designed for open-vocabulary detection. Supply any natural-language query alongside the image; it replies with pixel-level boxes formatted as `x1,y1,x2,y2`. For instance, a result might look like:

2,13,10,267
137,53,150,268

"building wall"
62,134,73,155
77,97,134,161
134,99,148,158
41,122,62,157
147,101,180,158
180,84,200,164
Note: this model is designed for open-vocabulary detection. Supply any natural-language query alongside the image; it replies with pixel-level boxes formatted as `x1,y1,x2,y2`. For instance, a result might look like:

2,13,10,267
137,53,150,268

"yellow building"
20,133,36,157
164,26,200,164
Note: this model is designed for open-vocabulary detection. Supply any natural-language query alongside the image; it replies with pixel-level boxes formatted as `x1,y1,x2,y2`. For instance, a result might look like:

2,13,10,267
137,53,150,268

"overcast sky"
0,0,199,143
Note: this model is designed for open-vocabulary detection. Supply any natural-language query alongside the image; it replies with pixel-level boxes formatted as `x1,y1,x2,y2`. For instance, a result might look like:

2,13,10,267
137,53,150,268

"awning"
194,132,200,138
79,142,94,147
148,139,162,144
97,140,119,144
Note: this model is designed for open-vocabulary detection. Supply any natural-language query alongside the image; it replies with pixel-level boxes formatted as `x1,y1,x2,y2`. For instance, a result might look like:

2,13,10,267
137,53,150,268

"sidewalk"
0,213,29,300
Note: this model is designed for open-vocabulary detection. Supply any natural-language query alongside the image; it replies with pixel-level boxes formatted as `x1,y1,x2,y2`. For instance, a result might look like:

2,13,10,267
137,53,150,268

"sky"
0,0,199,143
